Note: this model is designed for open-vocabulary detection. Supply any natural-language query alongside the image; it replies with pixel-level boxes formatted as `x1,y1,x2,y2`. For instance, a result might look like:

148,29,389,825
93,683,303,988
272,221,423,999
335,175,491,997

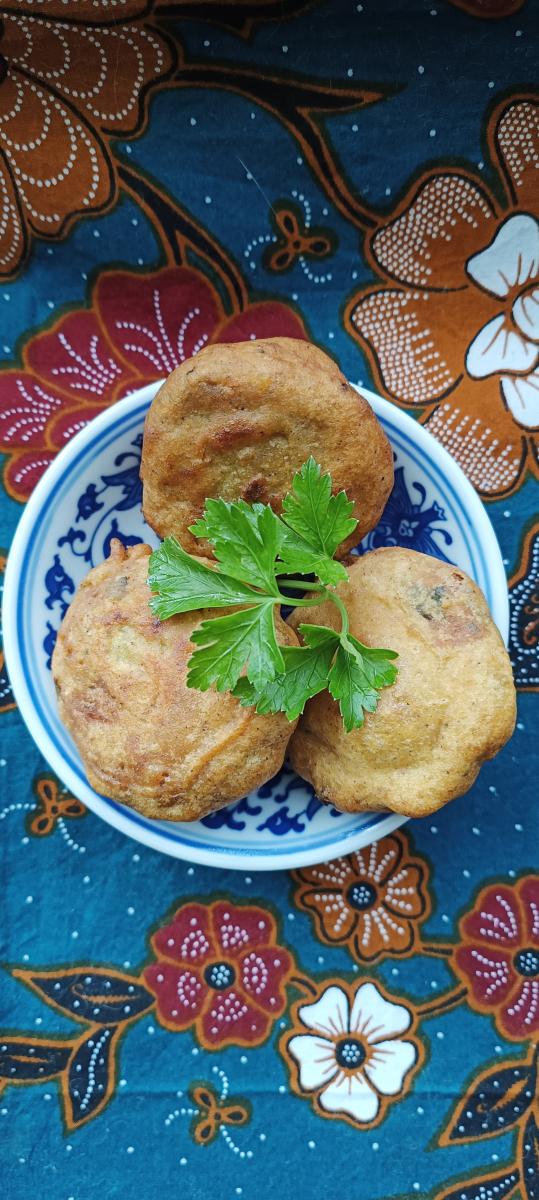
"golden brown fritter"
141,338,393,557
288,548,516,817
52,540,299,821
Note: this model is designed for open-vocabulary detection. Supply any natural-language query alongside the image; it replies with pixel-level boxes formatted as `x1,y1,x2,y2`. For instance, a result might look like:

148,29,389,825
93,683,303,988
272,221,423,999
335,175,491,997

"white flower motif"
288,982,417,1125
465,214,539,428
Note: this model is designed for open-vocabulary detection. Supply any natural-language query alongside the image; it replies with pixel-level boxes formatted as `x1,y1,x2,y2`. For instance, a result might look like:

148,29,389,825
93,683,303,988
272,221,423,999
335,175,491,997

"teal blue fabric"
1,4,537,1199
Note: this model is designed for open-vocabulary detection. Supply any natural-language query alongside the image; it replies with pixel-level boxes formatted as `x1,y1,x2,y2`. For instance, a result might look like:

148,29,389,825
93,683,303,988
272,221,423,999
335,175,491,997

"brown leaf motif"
509,521,539,690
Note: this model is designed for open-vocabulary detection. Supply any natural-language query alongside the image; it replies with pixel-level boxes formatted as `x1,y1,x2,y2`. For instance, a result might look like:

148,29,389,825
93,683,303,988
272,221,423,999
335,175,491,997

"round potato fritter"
52,541,299,821
288,548,516,817
141,338,393,557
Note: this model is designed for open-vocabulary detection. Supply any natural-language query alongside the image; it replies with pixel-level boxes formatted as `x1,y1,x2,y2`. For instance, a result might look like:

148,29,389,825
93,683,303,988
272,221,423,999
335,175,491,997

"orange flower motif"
0,1,174,275
0,263,307,500
291,832,430,962
346,94,539,498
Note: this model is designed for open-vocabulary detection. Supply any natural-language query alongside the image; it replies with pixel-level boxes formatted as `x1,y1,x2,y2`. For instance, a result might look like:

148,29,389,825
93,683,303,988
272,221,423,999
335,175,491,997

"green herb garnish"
147,458,398,732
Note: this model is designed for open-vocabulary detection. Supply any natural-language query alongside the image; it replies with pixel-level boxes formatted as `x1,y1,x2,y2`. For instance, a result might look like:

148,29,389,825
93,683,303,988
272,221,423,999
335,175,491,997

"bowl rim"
4,381,509,869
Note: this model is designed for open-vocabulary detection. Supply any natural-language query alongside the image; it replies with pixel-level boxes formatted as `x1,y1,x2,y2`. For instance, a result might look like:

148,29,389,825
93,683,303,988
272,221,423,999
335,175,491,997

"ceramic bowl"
3,382,509,870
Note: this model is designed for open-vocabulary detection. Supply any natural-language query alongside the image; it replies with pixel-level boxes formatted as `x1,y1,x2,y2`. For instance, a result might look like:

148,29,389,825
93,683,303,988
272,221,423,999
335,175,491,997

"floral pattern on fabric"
187,1082,251,1147
28,777,86,838
346,96,539,497
0,5,174,275
144,901,295,1047
454,877,539,1040
264,202,335,273
291,833,431,961
0,6,536,1195
1,868,537,1197
284,979,421,1127
0,265,306,501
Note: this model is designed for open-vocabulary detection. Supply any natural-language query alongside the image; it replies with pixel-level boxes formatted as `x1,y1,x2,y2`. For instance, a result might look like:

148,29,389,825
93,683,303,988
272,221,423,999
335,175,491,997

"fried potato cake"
141,338,393,557
288,547,516,817
52,540,299,821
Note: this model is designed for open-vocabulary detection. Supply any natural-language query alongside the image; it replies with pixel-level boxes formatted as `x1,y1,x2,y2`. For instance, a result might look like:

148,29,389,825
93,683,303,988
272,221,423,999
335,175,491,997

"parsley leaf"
281,457,357,560
328,639,399,733
277,527,349,586
188,602,284,692
190,499,280,593
148,537,261,620
347,635,399,688
147,460,398,734
232,625,339,720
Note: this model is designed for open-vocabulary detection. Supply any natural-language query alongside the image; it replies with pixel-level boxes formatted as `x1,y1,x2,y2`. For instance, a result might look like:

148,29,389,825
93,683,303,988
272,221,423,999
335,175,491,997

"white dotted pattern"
0,376,62,445
426,401,522,493
497,100,539,194
220,923,250,954
469,949,511,998
174,970,203,1013
241,952,269,998
51,331,121,397
78,1029,110,1114
178,928,211,962
115,302,209,375
352,289,455,403
0,12,169,260
208,992,249,1034
372,175,494,288
477,893,519,942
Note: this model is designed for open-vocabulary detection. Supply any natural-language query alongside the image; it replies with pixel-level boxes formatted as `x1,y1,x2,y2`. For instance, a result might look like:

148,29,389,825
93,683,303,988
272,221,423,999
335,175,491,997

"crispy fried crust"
288,548,516,817
141,338,393,556
52,540,298,821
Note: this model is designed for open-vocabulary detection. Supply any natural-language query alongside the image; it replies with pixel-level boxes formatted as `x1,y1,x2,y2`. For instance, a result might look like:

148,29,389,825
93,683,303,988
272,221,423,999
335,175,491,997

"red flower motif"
0,264,307,502
454,876,539,1041
144,901,294,1049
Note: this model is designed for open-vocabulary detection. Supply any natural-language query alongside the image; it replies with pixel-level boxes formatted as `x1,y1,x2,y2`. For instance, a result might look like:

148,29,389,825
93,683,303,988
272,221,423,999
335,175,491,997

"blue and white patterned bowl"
4,382,509,870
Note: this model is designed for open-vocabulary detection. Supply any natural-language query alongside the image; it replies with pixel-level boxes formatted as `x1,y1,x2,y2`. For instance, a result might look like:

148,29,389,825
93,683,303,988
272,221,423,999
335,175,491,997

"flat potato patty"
52,540,298,821
288,547,516,817
141,338,393,556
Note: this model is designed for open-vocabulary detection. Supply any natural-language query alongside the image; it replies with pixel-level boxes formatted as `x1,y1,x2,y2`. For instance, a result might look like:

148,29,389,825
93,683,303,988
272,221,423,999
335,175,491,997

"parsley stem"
277,591,327,607
328,589,350,638
276,578,329,607
288,579,326,590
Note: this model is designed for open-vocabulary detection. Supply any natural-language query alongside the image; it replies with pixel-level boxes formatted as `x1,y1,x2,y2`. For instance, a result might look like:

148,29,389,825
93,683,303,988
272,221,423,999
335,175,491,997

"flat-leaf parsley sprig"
147,459,398,732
